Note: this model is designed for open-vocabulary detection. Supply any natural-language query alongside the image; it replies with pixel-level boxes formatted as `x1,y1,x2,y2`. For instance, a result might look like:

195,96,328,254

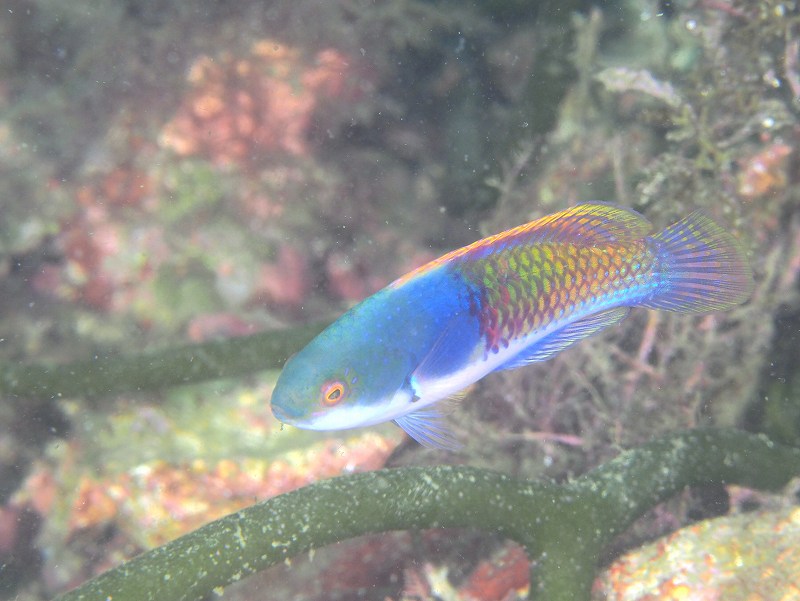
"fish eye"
321,380,346,406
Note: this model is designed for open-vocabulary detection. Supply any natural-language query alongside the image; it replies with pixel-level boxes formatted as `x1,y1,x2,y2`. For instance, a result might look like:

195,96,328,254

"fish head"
270,326,416,432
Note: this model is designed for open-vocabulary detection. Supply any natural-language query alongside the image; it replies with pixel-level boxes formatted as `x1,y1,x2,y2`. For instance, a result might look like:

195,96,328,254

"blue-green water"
1,1,798,599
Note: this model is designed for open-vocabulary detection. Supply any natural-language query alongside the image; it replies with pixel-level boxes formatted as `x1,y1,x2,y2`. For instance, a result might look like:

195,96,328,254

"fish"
270,203,753,450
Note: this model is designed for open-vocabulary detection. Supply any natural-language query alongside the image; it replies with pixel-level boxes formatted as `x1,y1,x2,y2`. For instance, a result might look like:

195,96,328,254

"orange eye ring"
321,381,346,406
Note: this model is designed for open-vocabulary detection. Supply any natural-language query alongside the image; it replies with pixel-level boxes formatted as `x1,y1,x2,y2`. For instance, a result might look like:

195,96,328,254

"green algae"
54,429,800,601
159,160,227,224
62,378,295,470
0,322,328,400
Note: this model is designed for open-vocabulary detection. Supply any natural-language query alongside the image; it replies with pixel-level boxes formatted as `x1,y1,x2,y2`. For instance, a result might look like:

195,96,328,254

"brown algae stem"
55,429,800,601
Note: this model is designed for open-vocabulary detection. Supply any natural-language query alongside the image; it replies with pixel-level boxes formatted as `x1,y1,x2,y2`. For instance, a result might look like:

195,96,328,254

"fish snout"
270,397,303,424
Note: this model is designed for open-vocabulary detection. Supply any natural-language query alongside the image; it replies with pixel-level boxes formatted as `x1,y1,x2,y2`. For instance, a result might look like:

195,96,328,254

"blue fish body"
271,203,753,449
272,268,479,435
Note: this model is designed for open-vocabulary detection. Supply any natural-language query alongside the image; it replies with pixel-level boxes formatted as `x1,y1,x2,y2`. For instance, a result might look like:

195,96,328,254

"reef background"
1,0,799,599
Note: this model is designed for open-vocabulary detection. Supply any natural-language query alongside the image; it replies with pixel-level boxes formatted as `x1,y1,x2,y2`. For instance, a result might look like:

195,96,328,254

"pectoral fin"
394,405,462,451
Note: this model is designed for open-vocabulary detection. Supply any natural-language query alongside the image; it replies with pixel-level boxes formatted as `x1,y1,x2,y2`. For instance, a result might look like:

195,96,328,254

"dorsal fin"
486,203,652,248
391,204,652,287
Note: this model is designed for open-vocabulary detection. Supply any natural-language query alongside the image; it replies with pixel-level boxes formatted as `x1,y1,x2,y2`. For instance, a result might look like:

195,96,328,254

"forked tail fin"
642,211,753,313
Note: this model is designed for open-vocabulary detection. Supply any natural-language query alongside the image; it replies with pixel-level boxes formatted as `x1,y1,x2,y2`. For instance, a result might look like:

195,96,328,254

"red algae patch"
160,39,365,168
18,431,398,549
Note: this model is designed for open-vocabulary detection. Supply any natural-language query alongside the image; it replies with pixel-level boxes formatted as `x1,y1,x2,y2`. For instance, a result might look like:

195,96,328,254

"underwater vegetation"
159,40,368,168
596,501,800,600
51,430,800,601
1,0,800,599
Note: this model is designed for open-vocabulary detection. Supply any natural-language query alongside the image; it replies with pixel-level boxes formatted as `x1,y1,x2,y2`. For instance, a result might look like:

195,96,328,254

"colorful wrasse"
270,203,752,449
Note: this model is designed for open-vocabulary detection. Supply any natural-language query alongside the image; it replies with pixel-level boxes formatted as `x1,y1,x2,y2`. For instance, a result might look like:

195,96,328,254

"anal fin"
499,307,630,371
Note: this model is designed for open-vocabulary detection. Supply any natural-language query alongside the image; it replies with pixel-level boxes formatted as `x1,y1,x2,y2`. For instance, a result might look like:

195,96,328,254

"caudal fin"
642,211,753,313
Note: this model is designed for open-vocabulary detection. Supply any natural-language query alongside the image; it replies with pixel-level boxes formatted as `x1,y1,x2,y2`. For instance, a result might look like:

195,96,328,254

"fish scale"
270,203,753,450
458,239,657,356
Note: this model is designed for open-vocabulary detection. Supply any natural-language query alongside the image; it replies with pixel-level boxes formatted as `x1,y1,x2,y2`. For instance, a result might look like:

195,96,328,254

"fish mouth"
271,401,301,424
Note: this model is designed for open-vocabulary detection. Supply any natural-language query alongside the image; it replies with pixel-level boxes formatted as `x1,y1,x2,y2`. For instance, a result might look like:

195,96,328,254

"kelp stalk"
0,322,327,400
55,429,800,601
